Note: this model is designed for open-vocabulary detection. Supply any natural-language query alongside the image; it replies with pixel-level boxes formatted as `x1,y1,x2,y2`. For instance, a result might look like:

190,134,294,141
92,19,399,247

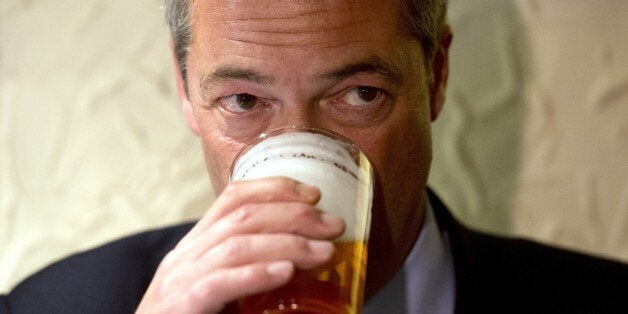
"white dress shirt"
364,198,456,313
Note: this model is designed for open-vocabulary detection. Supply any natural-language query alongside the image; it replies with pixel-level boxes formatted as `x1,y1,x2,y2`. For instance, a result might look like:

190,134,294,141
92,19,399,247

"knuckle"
186,280,224,313
221,182,239,197
217,206,253,235
271,176,298,191
220,236,247,257
285,236,309,252
225,206,252,225
273,176,294,185
160,249,180,269
291,203,315,218
238,265,257,281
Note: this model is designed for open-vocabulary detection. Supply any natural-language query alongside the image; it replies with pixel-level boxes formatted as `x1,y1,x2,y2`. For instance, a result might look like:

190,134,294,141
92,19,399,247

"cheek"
368,113,431,189
355,94,433,222
358,91,432,184
199,129,247,194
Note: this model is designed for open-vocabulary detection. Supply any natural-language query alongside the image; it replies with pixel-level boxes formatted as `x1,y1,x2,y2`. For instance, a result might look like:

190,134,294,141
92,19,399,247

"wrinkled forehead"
189,0,403,44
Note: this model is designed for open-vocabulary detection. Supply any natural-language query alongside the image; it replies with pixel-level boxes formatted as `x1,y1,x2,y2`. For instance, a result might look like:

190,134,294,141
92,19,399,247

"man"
2,0,628,313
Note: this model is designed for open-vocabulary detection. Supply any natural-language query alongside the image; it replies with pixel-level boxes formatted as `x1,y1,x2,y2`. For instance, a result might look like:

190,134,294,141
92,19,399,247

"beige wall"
430,0,628,262
1,0,627,293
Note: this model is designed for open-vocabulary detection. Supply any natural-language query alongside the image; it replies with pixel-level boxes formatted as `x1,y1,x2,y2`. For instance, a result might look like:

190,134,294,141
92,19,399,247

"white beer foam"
232,132,371,241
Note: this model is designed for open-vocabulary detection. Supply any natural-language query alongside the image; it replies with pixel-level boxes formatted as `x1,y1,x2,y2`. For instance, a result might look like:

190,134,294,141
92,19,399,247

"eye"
339,86,382,106
219,93,261,113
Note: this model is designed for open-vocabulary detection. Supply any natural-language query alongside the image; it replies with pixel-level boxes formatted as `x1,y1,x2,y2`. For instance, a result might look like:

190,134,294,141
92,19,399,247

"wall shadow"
428,0,531,235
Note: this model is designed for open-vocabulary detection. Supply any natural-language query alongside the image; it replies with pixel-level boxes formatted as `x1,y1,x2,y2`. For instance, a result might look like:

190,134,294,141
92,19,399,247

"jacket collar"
427,188,479,313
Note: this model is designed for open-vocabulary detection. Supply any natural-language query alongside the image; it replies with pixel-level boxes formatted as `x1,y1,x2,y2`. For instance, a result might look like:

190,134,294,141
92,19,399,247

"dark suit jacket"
2,190,628,313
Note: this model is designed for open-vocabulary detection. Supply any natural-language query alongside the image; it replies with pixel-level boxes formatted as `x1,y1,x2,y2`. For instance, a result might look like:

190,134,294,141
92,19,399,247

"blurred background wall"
1,0,627,293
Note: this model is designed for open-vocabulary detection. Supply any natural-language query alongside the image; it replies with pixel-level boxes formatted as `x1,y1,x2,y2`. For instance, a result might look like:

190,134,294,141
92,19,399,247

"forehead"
189,0,402,49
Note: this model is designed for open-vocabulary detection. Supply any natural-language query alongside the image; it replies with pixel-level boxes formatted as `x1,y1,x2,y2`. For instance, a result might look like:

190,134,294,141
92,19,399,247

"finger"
185,261,295,314
183,177,321,243
184,202,344,260
199,234,335,271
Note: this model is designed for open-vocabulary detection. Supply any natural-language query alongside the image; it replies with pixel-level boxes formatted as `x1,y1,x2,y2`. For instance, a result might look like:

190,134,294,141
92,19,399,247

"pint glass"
230,127,373,313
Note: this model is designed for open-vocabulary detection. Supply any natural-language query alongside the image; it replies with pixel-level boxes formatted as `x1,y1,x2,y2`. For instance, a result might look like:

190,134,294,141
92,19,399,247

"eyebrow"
198,56,404,98
199,66,276,95
319,56,404,86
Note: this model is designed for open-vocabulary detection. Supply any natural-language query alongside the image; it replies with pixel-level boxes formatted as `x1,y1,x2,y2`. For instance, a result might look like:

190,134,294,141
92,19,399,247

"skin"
138,0,451,312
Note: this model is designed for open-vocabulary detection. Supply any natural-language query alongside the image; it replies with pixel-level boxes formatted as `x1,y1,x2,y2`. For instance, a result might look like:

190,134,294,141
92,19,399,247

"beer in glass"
230,127,373,313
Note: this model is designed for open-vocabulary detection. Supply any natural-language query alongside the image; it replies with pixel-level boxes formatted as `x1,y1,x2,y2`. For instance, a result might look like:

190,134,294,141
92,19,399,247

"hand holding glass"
230,127,373,313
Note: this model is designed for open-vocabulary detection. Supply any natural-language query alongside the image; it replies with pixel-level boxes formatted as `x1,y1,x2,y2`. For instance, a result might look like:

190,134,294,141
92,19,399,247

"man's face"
181,0,445,292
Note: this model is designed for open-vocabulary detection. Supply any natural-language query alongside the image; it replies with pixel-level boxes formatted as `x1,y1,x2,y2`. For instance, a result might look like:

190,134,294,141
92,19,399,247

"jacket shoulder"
456,229,628,313
427,189,628,313
1,222,193,314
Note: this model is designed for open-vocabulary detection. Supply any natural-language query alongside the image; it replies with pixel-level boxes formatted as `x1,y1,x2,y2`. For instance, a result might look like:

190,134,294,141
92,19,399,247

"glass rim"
228,126,372,182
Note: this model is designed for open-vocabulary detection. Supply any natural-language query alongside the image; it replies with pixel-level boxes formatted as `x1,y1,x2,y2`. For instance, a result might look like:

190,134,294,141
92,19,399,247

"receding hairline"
165,0,448,90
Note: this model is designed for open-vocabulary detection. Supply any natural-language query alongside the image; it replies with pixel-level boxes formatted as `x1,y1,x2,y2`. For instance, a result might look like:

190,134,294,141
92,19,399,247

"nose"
268,101,321,130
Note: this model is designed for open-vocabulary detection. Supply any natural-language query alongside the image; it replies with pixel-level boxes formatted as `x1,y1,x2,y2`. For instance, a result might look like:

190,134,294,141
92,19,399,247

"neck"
364,192,427,301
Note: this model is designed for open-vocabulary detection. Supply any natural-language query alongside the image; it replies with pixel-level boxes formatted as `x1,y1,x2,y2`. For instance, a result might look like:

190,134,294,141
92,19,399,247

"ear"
171,39,200,136
429,26,453,122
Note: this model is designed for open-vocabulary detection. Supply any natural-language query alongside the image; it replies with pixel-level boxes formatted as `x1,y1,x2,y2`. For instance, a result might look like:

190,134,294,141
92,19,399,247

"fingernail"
296,183,320,200
266,261,294,278
308,240,334,257
321,212,343,227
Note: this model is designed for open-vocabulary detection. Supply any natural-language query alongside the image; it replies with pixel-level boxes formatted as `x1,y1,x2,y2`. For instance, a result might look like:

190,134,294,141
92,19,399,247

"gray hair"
164,0,447,86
